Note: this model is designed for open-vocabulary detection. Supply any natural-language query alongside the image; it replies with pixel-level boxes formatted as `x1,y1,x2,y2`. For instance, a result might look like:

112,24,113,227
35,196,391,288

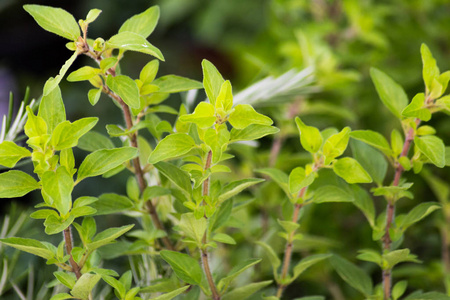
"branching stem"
63,226,81,279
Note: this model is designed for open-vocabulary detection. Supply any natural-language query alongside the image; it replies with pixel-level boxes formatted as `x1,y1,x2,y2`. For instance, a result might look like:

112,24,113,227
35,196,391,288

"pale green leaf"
295,117,322,153
230,125,279,143
148,133,196,164
44,51,79,96
330,255,373,296
160,250,203,285
0,237,54,260
323,127,350,159
350,130,392,156
289,167,315,194
87,224,134,251
370,68,408,119
216,80,233,111
106,32,164,60
85,9,102,24
178,213,206,244
313,186,353,203
333,157,372,184
0,141,31,168
218,178,264,203
350,140,387,186
38,86,66,133
421,44,440,94
212,233,236,245
0,170,40,198
222,280,272,300
67,66,102,82
228,104,273,130
77,147,138,181
70,273,101,300
41,166,74,215
153,75,203,93
23,5,80,40
401,93,431,121
106,75,140,109
119,6,159,38
54,271,76,289
179,102,216,129
87,88,102,106
50,117,98,150
202,59,225,106
414,135,445,168
90,193,133,215
78,131,114,152
154,161,192,196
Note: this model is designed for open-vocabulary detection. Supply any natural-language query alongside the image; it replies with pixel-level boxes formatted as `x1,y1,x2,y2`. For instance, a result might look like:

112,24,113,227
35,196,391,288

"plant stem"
382,118,420,300
201,151,220,300
276,187,306,298
63,226,81,279
101,79,174,251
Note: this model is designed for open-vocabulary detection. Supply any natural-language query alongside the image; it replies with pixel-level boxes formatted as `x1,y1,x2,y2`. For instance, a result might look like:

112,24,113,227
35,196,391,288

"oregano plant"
0,3,450,300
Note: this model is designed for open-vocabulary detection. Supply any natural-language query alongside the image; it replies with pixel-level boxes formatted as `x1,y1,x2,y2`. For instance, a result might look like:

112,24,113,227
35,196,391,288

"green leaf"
151,286,190,300
216,80,233,111
292,254,331,282
255,241,281,271
210,199,233,233
295,117,323,153
101,275,125,298
49,293,74,300
54,271,76,289
357,249,382,266
204,126,230,163
140,60,159,84
402,93,431,121
0,237,54,260
218,178,264,203
106,75,140,109
202,59,225,106
323,127,350,160
85,9,102,24
119,6,159,38
77,147,138,181
383,249,420,269
218,258,261,292
78,131,114,152
370,68,408,119
333,157,372,184
154,161,192,196
50,117,98,150
351,185,376,227
153,75,203,93
41,167,74,215
399,202,441,230
222,280,272,300
0,170,40,198
371,184,413,201
350,140,387,185
23,5,80,40
90,193,133,215
87,224,134,251
313,186,353,203
160,250,203,285
179,102,216,129
70,273,101,300
230,125,279,143
87,88,102,106
414,135,445,168
421,44,440,94
106,32,164,60
38,86,66,133
392,280,408,300
178,213,206,245
228,104,273,130
289,167,315,195
330,255,373,296
148,133,196,164
0,141,31,168
24,107,47,138
67,66,101,82
44,51,79,96
212,233,236,245
405,292,450,300
350,130,392,156
256,168,290,197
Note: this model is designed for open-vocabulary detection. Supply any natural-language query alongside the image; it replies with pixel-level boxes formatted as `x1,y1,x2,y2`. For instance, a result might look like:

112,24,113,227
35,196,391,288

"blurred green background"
1,0,450,299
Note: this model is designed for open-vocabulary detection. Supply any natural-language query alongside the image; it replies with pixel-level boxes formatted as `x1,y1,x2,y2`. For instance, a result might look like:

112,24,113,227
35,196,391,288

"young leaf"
85,9,102,24
77,147,138,181
333,157,372,184
202,59,225,106
350,130,392,156
421,44,440,94
330,255,373,296
38,86,66,133
230,125,279,143
178,213,207,245
204,126,230,163
87,224,134,251
295,117,322,153
289,167,315,195
23,5,80,40
44,51,79,96
291,253,331,282
160,250,203,285
402,93,431,121
119,6,160,38
0,170,40,198
179,102,216,129
41,167,74,215
228,104,273,130
24,107,48,138
414,135,445,168
106,75,140,109
140,60,159,84
218,178,265,203
216,80,233,111
0,141,31,168
148,133,197,164
217,258,262,292
383,249,420,269
67,66,102,82
106,32,164,60
313,186,353,203
153,75,203,93
87,88,102,106
50,117,98,150
70,273,101,300
0,237,54,260
222,280,272,300
350,140,387,186
392,280,408,300
370,68,408,119
323,127,350,160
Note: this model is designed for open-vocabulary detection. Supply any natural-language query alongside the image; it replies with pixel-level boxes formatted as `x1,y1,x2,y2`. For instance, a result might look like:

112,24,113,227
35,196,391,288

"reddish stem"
64,226,81,279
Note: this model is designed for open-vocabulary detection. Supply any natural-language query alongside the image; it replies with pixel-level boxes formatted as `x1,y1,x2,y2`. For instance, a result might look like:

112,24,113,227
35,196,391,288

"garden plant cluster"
0,4,450,300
